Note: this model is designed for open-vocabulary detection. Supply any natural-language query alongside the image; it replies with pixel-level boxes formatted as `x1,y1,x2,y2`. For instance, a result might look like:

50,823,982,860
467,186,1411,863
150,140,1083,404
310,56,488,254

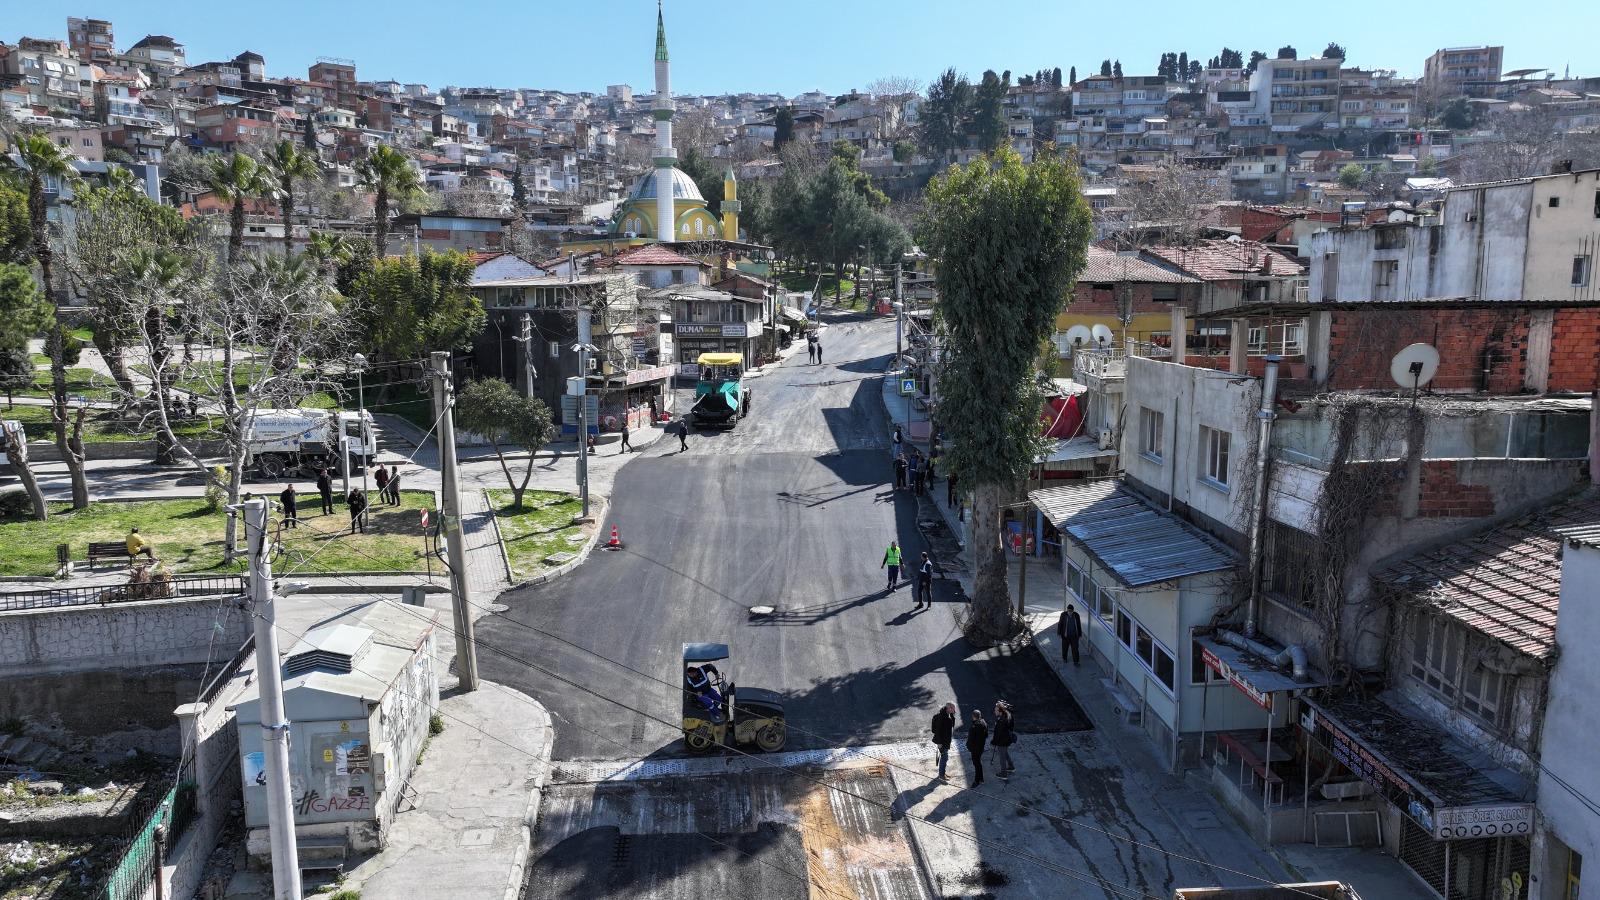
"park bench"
86,541,133,569
1214,731,1286,805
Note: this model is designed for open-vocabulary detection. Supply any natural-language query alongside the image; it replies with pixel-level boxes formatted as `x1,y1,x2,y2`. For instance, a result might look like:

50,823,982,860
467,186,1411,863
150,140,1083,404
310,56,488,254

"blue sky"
11,0,1595,96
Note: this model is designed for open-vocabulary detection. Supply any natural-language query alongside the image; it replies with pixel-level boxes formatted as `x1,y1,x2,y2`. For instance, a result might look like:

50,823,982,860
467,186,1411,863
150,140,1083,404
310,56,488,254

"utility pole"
574,309,594,521
520,313,536,398
242,499,302,900
429,351,480,692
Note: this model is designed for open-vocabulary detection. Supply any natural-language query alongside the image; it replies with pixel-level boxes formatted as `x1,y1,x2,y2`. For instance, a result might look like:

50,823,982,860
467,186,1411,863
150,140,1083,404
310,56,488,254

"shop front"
599,363,676,430
1302,694,1535,900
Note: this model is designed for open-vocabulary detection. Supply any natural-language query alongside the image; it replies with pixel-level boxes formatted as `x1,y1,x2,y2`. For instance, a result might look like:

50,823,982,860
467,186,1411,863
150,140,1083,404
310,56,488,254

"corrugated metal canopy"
1029,480,1237,587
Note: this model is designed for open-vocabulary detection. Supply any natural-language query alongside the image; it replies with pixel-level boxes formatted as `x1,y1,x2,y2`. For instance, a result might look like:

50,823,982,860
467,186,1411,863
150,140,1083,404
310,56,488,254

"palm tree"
356,145,421,256
263,140,319,257
205,152,270,264
13,132,89,508
306,230,356,277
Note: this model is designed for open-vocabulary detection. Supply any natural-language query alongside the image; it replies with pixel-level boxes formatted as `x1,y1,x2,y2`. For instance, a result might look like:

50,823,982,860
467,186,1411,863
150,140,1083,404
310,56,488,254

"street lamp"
352,353,369,518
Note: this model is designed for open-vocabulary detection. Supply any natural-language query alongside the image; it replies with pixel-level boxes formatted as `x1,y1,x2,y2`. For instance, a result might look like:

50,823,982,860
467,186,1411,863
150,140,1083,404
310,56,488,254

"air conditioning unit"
1097,429,1114,451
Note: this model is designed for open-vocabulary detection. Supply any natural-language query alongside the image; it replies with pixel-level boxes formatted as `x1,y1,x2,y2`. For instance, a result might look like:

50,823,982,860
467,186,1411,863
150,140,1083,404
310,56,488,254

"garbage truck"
243,408,376,478
690,353,750,426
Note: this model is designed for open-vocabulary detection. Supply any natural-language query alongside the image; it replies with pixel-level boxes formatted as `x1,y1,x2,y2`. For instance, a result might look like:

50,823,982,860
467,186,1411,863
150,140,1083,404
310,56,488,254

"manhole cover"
488,603,509,613
749,605,775,616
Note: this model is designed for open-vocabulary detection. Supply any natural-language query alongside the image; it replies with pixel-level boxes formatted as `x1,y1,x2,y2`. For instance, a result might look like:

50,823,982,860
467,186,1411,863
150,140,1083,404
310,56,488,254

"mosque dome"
626,168,704,203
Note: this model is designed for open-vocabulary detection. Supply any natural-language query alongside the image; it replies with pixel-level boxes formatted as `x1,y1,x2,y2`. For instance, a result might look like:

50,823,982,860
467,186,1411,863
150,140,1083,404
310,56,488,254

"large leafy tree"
773,107,795,148
972,70,1011,153
920,147,1092,643
263,140,320,257
0,263,50,519
921,69,972,163
11,132,89,509
206,152,271,263
0,181,29,265
455,378,555,510
352,250,485,363
356,145,422,257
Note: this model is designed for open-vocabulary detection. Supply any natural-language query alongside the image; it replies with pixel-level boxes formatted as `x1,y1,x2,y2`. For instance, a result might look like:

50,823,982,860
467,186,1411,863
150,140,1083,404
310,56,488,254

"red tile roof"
613,245,707,268
1376,490,1600,659
1080,247,1198,284
469,251,507,266
1141,240,1306,281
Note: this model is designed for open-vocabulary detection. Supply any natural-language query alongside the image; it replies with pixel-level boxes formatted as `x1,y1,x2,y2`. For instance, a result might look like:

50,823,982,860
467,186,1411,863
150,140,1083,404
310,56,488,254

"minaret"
721,167,741,241
652,1,676,243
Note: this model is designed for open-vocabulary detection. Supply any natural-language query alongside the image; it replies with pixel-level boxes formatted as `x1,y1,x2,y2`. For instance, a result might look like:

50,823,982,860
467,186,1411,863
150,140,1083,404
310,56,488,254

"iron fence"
98,762,197,900
0,575,245,612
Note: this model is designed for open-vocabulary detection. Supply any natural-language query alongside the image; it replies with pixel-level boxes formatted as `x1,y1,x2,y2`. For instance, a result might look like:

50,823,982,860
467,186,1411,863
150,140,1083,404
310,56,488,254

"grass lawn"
486,489,588,578
0,403,220,444
0,491,435,577
9,365,120,404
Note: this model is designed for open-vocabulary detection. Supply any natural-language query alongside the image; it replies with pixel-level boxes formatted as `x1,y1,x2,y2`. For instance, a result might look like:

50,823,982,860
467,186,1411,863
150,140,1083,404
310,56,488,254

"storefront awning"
1036,435,1116,466
1303,692,1533,841
779,306,809,326
1194,633,1327,710
1030,480,1237,587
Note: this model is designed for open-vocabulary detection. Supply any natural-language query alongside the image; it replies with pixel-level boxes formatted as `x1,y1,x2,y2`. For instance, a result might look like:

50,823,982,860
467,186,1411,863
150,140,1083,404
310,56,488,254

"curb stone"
512,495,610,589
498,679,556,900
480,488,516,585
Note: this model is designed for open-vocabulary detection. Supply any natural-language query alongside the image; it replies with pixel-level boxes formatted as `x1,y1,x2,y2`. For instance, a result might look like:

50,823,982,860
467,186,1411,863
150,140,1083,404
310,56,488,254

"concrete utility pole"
574,309,595,521
429,351,480,692
241,499,302,900
520,313,537,397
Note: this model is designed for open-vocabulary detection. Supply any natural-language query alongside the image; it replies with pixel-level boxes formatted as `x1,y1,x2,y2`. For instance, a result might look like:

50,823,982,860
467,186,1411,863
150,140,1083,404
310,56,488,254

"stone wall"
0,594,250,677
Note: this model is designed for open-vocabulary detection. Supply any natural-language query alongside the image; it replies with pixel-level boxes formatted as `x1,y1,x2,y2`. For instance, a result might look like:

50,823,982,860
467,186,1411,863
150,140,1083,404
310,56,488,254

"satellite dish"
1390,343,1440,391
1065,325,1092,348
1091,323,1115,347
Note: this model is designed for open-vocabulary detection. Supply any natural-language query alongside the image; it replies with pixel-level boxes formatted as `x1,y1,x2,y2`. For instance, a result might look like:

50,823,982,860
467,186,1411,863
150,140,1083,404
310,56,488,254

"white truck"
243,408,376,478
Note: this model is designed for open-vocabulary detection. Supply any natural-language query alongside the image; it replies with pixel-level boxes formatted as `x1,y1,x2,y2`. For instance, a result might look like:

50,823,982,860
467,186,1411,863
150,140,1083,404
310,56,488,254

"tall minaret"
652,1,676,243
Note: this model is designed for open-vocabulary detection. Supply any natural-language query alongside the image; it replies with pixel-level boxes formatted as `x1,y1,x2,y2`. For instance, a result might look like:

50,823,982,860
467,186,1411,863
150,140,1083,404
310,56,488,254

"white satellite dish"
1091,323,1115,347
1065,325,1092,348
1390,343,1441,392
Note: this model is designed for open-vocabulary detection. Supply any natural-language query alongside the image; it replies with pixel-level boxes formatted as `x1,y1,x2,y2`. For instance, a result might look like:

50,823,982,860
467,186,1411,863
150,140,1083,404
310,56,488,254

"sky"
10,0,1598,97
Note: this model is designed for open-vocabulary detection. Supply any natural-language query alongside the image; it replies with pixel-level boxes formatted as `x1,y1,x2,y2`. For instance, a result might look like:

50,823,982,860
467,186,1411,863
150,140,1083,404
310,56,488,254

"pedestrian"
893,453,908,490
1057,603,1084,666
385,467,403,505
815,341,823,365
374,464,390,504
992,702,1017,778
279,483,299,529
586,434,597,455
931,702,956,780
316,468,334,515
619,421,633,453
914,453,929,495
347,487,367,534
125,526,156,562
677,418,689,452
881,540,902,591
946,469,959,508
916,551,934,608
966,709,989,787
905,453,919,495
892,424,903,453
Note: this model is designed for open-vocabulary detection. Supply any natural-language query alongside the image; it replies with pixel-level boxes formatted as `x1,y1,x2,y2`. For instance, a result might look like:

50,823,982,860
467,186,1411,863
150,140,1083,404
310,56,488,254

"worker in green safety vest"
882,540,903,592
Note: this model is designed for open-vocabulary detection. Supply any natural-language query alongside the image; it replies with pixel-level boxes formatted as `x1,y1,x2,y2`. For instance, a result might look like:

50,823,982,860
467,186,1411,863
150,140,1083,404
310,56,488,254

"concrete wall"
1124,356,1262,550
1523,169,1600,303
1537,541,1600,894
18,438,230,463
0,595,250,677
0,665,208,753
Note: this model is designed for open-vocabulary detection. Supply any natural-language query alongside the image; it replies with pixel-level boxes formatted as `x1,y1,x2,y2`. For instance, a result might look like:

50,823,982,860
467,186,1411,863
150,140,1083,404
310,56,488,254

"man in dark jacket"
677,418,690,452
931,703,956,780
316,468,334,515
893,454,908,490
347,487,367,534
279,483,299,529
992,702,1017,778
1057,604,1084,665
965,709,989,787
915,552,935,609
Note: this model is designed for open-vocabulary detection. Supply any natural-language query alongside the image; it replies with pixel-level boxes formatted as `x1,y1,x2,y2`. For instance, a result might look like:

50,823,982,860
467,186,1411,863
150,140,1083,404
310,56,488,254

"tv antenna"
1389,342,1439,404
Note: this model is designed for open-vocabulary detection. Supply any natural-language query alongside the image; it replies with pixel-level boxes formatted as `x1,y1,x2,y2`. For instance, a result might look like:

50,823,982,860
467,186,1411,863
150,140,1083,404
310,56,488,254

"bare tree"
1102,164,1228,248
866,76,923,142
674,106,724,159
1455,106,1600,183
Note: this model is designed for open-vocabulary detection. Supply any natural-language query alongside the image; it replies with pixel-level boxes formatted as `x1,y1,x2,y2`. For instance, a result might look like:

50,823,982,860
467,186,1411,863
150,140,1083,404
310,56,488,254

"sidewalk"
344,680,552,900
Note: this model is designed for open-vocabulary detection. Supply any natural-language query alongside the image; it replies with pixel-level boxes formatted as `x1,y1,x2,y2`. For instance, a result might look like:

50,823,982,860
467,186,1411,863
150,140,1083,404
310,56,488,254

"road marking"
550,739,936,785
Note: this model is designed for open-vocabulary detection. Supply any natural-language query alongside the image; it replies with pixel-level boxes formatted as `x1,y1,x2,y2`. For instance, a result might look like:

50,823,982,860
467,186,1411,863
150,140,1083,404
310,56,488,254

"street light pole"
353,353,368,523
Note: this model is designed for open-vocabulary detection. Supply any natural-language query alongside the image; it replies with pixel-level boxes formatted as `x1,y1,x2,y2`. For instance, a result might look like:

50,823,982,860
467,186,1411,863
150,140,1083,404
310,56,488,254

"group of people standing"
931,701,1019,785
881,540,937,607
277,463,405,534
806,332,824,365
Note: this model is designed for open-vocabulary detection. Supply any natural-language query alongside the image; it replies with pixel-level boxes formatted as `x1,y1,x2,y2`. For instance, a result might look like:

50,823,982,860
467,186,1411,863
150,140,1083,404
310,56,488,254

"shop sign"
1313,707,1427,828
632,337,648,357
673,323,722,337
1201,646,1273,711
1432,804,1534,840
719,323,748,338
625,364,676,385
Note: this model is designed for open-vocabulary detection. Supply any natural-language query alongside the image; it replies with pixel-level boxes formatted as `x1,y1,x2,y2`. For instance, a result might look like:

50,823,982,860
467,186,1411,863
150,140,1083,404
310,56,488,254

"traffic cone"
605,524,623,550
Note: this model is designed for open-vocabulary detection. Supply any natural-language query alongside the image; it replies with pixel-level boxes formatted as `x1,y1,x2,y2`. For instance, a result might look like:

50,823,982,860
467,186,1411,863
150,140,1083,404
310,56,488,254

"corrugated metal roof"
1029,480,1238,587
1375,490,1600,659
1555,523,1600,548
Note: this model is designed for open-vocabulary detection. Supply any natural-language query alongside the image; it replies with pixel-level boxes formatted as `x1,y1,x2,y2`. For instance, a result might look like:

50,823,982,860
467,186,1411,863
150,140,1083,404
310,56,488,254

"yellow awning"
696,352,743,366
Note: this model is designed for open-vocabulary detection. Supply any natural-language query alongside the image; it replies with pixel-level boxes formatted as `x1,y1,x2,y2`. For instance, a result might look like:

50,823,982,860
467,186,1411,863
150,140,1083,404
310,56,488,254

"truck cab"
244,408,377,478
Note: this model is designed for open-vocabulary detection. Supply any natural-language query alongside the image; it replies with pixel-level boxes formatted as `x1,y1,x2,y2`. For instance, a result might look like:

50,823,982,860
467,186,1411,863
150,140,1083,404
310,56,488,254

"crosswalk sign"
900,378,917,395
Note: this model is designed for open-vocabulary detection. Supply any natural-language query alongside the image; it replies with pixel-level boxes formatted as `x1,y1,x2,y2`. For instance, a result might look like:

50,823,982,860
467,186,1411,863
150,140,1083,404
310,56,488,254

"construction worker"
881,540,903,591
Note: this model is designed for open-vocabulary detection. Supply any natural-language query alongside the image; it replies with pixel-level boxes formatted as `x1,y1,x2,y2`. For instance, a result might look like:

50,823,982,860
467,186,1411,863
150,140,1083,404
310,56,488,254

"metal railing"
0,574,245,612
97,766,196,900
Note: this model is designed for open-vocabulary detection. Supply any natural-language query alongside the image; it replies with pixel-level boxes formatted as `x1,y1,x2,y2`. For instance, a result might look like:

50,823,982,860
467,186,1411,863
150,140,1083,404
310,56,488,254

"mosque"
607,2,741,244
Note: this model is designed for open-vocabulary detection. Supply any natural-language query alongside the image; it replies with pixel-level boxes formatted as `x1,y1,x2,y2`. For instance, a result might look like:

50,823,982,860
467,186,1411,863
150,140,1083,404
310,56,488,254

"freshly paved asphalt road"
480,314,1089,760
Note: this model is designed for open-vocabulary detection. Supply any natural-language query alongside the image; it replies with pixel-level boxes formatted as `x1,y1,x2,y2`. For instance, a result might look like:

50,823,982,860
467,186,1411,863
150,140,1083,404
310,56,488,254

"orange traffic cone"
605,524,623,550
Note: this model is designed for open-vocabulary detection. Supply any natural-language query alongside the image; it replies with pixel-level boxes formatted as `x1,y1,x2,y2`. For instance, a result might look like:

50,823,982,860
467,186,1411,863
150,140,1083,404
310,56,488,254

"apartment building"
66,17,114,66
121,34,186,78
2,38,93,116
1423,46,1504,98
1248,56,1344,131
308,60,359,113
194,101,279,149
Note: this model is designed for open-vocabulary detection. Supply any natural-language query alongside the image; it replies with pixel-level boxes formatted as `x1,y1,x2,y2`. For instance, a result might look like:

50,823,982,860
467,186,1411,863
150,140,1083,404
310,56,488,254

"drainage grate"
610,834,632,868
630,718,646,744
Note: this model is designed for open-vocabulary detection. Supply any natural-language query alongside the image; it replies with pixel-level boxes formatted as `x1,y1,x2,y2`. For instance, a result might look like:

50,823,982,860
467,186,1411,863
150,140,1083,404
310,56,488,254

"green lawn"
8,365,120,403
486,489,588,577
0,491,436,577
0,403,220,444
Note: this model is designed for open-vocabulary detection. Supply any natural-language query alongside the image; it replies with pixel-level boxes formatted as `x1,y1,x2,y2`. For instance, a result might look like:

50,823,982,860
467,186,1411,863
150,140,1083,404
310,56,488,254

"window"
1096,586,1114,622
1199,426,1230,488
1374,259,1399,287
1191,641,1225,685
1264,522,1319,608
1461,663,1508,726
1573,255,1592,287
1067,563,1083,599
1139,407,1164,461
1411,616,1462,698
1115,610,1132,647
1549,196,1560,208
548,340,561,359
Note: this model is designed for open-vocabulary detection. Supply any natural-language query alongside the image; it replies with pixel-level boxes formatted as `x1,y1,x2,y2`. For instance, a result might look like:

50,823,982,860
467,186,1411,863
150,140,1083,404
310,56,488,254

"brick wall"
1327,308,1528,392
1550,309,1600,392
1414,460,1497,517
